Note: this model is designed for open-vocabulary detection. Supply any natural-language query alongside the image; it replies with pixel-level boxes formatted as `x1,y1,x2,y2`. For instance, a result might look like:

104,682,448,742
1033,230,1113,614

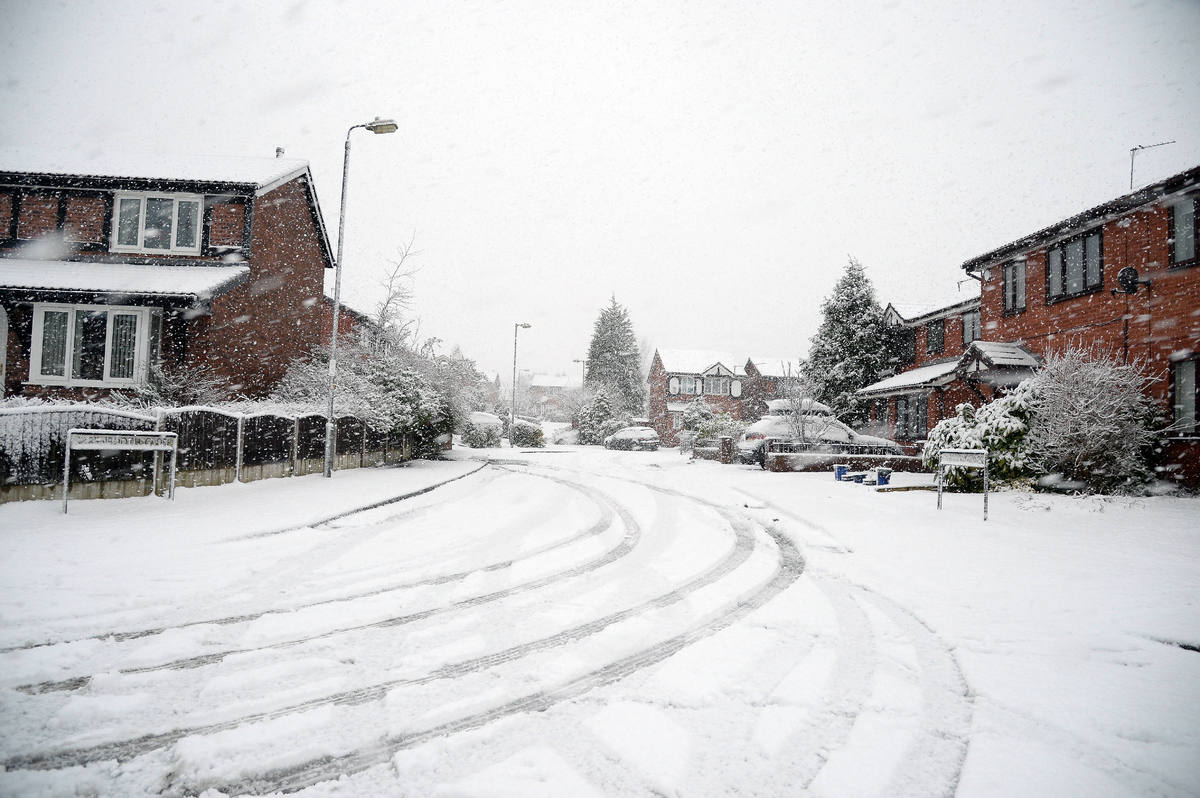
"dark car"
603,426,661,451
736,402,900,466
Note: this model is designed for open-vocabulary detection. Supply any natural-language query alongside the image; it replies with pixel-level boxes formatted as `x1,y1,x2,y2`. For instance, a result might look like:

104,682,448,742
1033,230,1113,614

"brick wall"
194,177,326,396
61,195,106,243
16,194,57,240
208,201,245,249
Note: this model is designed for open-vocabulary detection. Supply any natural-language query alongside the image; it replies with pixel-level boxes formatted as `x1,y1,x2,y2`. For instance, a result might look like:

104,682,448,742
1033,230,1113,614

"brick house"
0,151,334,399
860,163,1200,483
647,349,798,445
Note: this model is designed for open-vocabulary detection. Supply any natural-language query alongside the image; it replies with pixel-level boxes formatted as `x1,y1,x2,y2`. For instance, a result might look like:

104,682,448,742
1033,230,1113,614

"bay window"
30,304,158,386
111,193,203,254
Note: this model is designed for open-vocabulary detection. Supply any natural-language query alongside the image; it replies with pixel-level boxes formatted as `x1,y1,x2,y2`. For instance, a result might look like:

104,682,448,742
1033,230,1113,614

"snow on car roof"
0,259,250,299
656,348,745,376
765,397,832,415
0,147,311,195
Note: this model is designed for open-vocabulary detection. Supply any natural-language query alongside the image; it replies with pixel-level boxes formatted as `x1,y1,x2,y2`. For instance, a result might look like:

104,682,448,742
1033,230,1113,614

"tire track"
5,475,787,779
186,510,805,796
0,462,492,657
14,472,613,695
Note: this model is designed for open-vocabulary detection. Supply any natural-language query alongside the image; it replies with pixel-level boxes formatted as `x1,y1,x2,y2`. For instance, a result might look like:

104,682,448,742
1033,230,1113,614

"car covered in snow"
736,400,900,465
603,426,661,451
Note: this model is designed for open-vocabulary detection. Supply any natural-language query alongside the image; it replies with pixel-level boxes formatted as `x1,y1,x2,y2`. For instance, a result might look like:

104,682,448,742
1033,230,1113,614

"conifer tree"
802,258,888,427
585,296,645,414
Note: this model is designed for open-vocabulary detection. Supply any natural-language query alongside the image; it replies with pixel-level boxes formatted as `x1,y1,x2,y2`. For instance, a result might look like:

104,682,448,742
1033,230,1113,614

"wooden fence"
0,405,413,503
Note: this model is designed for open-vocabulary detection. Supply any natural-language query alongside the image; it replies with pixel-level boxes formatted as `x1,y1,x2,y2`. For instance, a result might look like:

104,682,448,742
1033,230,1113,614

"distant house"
646,349,799,445
859,163,1199,484
528,373,582,421
0,150,334,400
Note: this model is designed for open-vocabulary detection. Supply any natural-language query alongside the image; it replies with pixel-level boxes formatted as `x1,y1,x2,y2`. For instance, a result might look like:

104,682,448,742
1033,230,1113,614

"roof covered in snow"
965,340,1040,369
0,147,312,196
530,374,581,389
856,360,961,397
0,259,250,301
885,292,980,326
962,164,1200,273
655,349,745,376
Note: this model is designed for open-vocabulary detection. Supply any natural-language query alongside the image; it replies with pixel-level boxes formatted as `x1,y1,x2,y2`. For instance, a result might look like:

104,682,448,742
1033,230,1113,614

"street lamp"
511,322,532,442
325,117,398,479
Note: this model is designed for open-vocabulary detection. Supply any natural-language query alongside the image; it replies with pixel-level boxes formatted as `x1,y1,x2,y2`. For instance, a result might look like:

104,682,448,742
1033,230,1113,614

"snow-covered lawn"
0,447,1196,796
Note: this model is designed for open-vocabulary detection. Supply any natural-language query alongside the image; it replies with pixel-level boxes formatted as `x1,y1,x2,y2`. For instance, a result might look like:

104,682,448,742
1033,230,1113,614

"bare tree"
371,234,419,351
778,364,837,446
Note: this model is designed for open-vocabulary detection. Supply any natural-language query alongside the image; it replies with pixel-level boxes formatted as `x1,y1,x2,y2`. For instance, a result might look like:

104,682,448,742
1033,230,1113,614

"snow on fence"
0,405,413,503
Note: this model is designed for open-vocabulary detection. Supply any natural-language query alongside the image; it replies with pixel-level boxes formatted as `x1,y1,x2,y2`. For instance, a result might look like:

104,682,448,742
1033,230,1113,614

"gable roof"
655,348,745,376
962,164,1200,273
0,148,311,196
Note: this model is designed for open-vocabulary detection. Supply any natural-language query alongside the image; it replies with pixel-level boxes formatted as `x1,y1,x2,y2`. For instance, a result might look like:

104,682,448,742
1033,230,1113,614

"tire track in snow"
185,508,805,796
0,462,493,657
5,473,790,781
13,471,614,694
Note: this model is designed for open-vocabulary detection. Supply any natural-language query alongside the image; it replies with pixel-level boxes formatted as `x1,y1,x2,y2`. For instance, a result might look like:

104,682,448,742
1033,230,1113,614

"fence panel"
295,414,327,475
241,414,296,482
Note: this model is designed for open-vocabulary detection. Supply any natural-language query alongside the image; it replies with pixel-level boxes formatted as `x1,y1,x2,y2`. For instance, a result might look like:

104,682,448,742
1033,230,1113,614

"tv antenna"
1129,140,1175,189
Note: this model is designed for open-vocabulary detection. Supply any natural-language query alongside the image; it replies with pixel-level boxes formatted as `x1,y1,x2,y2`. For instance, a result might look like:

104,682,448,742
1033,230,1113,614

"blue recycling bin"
834,464,850,481
875,467,892,486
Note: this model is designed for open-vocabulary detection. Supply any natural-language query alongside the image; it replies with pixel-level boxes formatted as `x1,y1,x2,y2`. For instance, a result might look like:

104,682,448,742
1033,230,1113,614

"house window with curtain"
961,310,981,346
111,192,203,255
29,304,157,387
1003,260,1026,312
1046,229,1103,300
1169,197,1196,268
1173,358,1197,434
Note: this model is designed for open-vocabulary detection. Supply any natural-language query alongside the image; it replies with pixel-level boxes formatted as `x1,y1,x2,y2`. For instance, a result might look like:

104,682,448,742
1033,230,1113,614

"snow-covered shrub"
460,412,503,448
922,384,1034,489
509,418,545,448
696,412,745,445
577,389,621,445
111,361,232,409
1023,347,1159,493
681,397,714,431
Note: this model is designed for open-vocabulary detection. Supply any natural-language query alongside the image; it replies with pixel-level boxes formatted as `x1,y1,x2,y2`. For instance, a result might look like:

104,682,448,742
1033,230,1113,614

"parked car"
736,409,900,466
604,426,661,451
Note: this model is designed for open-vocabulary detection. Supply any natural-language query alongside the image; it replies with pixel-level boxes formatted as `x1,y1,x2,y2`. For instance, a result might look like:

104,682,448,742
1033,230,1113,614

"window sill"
1046,286,1104,305
1001,307,1026,317
1168,259,1196,271
25,379,141,390
110,244,202,257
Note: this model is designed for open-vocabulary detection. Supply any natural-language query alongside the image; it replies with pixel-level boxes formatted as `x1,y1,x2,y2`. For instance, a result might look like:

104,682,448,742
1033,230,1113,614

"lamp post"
325,117,398,479
511,322,532,442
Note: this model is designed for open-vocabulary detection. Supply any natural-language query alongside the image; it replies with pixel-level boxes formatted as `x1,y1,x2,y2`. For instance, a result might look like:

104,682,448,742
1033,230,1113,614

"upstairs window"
679,375,699,394
111,193,202,254
926,318,944,354
961,310,981,346
703,376,730,396
1047,229,1102,300
1169,197,1196,268
1002,260,1026,312
29,304,158,387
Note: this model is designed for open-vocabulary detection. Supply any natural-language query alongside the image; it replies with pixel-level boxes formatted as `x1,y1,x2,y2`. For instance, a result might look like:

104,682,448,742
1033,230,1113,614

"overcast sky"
2,0,1198,378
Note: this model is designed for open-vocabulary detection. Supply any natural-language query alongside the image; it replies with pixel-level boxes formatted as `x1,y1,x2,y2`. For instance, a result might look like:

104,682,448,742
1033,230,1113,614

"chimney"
275,147,285,158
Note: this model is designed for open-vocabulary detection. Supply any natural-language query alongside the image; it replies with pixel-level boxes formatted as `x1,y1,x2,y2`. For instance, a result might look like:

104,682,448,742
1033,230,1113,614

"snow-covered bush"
1023,348,1159,493
112,361,232,409
577,389,626,445
696,412,745,445
509,418,545,448
922,383,1034,489
681,397,714,431
460,412,503,448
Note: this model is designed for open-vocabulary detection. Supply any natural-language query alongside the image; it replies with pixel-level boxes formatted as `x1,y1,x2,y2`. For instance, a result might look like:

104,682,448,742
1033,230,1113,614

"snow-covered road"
0,449,1196,796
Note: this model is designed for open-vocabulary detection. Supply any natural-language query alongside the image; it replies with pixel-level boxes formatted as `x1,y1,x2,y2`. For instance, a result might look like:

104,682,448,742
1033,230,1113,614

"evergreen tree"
585,296,645,414
802,258,888,428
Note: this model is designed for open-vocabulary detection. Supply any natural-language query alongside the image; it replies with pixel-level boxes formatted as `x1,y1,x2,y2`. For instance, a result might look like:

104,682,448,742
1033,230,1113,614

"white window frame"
679,375,699,395
703,376,730,396
110,192,204,255
28,303,155,388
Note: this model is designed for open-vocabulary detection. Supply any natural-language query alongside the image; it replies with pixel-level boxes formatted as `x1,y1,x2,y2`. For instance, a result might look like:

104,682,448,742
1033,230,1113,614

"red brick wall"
62,195,105,243
0,193,12,233
193,177,326,396
910,311,975,369
17,195,57,240
208,202,245,248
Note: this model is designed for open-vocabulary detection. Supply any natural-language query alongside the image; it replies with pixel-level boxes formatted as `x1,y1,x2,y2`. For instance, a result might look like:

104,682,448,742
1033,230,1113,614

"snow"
857,359,961,396
0,259,250,299
655,348,746,376
0,448,1196,796
0,147,310,194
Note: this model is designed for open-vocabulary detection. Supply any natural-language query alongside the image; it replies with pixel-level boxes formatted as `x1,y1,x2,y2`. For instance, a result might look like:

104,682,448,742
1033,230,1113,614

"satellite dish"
1117,266,1140,294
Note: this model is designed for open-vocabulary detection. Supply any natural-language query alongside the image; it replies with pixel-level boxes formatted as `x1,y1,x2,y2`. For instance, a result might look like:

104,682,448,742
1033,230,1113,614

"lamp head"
517,322,532,329
365,117,399,134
